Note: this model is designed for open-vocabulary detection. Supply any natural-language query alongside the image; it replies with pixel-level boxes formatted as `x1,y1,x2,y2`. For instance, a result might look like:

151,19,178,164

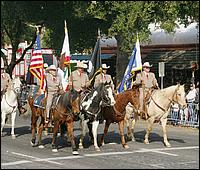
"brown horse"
28,88,47,148
51,89,81,155
100,84,140,148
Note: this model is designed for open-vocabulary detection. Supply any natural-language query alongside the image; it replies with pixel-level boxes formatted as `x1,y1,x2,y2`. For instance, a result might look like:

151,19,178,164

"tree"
1,1,106,76
1,1,40,77
86,1,199,83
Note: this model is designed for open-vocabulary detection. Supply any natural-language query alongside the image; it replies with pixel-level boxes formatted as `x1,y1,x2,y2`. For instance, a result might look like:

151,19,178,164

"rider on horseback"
94,63,115,91
68,61,90,97
1,63,12,101
134,62,159,119
45,65,63,126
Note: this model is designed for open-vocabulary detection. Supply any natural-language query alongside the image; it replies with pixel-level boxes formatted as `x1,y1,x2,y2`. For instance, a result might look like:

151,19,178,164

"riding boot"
138,104,149,120
44,109,50,128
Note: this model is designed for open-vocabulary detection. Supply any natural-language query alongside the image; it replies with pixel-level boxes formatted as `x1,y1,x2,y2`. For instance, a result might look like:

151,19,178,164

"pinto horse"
51,89,81,154
78,82,115,151
100,84,141,149
125,84,187,147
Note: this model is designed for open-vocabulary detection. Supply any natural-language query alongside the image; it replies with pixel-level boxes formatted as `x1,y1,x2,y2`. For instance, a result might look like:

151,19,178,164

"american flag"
29,33,46,93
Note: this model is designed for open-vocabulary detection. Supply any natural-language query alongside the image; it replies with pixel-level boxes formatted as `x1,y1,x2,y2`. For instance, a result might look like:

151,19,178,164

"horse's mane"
59,90,79,108
131,83,142,89
160,85,178,93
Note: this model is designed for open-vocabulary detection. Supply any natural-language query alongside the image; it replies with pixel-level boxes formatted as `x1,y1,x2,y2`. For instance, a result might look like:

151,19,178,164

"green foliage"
1,1,199,77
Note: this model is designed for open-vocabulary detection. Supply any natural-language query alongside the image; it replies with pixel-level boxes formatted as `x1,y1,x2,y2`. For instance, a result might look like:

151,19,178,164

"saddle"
33,93,46,109
51,93,61,110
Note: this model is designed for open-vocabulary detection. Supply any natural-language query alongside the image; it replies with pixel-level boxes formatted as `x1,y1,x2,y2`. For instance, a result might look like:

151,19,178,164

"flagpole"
98,28,102,67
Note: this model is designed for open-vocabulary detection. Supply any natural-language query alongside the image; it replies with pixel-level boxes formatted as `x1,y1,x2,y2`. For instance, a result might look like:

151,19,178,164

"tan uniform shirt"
1,72,12,91
135,71,158,89
46,72,61,93
69,70,90,92
94,73,115,90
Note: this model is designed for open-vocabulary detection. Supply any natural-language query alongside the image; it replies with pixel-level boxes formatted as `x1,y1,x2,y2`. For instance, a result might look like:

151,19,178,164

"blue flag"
117,37,142,93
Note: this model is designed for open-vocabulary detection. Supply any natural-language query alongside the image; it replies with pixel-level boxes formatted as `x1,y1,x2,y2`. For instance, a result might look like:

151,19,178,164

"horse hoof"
123,144,129,149
101,142,105,146
11,135,16,139
72,151,79,155
95,147,101,152
52,149,58,152
144,140,149,144
165,143,171,147
79,145,83,149
38,145,45,149
131,138,136,142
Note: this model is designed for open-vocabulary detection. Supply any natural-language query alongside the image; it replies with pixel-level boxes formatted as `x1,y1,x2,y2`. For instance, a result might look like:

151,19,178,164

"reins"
150,85,180,113
3,89,18,113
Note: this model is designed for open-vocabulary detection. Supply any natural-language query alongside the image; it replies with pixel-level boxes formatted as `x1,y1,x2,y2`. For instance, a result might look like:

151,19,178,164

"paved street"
1,112,199,169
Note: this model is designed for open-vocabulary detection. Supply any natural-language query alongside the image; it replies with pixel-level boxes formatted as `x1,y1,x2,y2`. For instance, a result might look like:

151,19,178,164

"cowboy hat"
75,62,87,69
102,63,110,69
44,63,48,68
142,62,152,68
46,65,57,71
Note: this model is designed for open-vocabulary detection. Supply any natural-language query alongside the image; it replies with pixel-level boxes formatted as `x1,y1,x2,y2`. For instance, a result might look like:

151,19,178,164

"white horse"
1,77,22,139
125,84,187,147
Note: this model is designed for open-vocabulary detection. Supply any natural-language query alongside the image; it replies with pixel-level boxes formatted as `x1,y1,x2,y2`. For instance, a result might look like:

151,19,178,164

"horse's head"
12,77,22,94
173,84,187,109
69,89,81,119
101,82,116,106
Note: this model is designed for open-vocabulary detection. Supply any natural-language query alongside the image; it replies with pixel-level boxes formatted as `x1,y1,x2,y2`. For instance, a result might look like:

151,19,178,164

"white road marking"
138,148,178,156
2,160,31,166
9,151,63,165
1,146,199,167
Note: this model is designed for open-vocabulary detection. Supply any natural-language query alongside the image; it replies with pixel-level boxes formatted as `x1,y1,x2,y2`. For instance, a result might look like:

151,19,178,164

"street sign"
159,62,165,77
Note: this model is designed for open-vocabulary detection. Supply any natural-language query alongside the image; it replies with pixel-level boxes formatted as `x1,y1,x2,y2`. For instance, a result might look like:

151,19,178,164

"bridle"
2,87,18,113
101,85,113,107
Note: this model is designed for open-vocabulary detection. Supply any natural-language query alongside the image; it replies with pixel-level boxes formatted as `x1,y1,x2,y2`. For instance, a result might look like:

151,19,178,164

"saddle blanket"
33,94,45,109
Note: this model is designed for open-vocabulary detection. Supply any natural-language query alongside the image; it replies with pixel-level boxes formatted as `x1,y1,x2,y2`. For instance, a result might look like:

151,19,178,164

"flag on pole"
29,33,46,93
60,20,71,91
117,36,142,93
88,29,102,87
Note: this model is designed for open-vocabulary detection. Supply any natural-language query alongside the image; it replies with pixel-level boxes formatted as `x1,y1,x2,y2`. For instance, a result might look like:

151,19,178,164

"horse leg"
66,121,79,155
125,104,134,141
30,114,39,146
87,122,94,143
118,120,129,149
60,123,67,142
161,117,171,147
125,112,134,141
52,121,59,152
92,120,100,151
144,117,155,144
11,111,17,139
1,112,6,137
37,117,45,148
130,113,139,142
100,121,111,146
79,119,88,149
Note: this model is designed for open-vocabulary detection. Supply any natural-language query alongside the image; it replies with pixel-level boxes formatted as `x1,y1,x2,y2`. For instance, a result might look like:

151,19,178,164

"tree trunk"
115,35,129,86
6,32,37,78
